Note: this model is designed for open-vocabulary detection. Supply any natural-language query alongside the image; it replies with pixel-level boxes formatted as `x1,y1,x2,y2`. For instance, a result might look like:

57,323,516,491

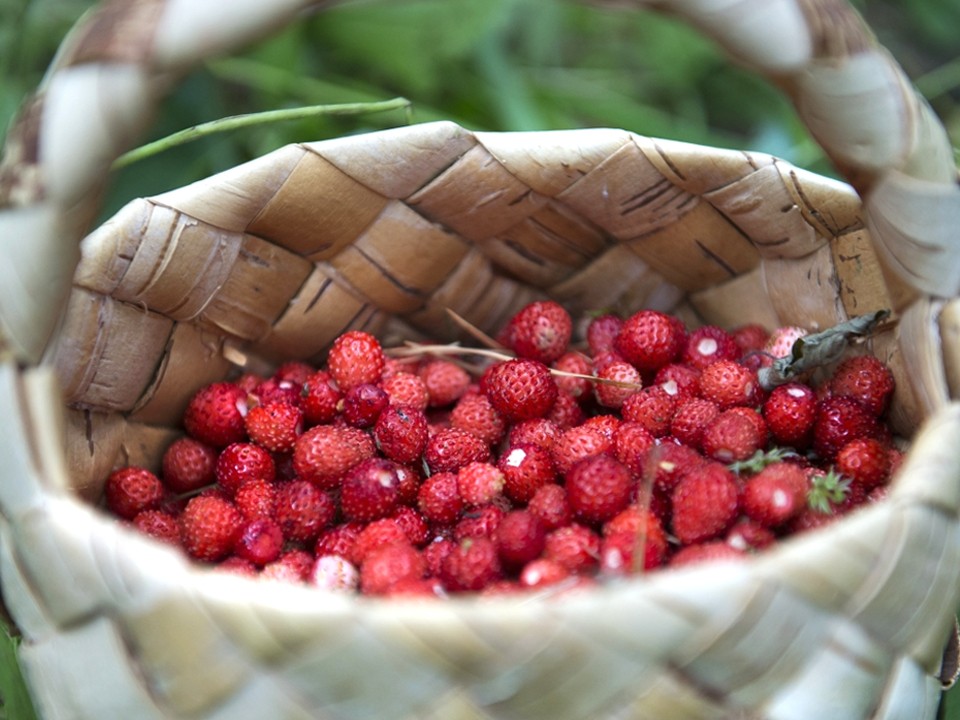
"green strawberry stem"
727,447,800,475
807,469,851,514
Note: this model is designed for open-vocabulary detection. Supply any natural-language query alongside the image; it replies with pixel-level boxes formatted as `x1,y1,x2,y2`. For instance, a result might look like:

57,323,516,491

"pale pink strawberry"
310,554,360,592
764,325,808,360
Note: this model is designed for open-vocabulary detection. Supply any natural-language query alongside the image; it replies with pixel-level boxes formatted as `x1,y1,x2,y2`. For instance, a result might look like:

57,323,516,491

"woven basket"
2,0,960,718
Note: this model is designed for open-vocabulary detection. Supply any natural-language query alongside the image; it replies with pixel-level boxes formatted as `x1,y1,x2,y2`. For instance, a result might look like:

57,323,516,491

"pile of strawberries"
104,301,900,596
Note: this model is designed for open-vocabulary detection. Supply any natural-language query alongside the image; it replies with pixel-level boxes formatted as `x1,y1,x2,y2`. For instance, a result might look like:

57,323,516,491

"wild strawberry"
423,536,457,576
507,418,562,450
457,462,505,507
829,355,895,417
762,382,817,448
373,405,429,464
543,524,601,574
545,390,585,429
503,300,573,364
340,383,388,428
219,557,258,577
698,360,759,409
244,400,302,453
764,325,808,360
347,518,409,566
835,438,891,489
360,542,426,595
653,363,702,402
494,510,547,569
741,462,807,528
161,437,217,494
262,549,314,583
179,495,243,562
215,442,276,496
310,554,360,592
132,509,180,546
393,464,422,506
586,313,623,357
233,519,284,566
391,505,430,546
670,397,720,450
730,324,770,356
454,503,506,541
249,377,302,408
613,422,656,475
327,330,385,391
551,425,612,476
273,361,314,386
528,483,572,531
484,358,558,422
600,507,668,571
105,467,165,520
670,462,740,545
812,396,882,461
340,457,402,522
449,393,505,446
669,542,746,568
233,478,277,522
565,454,633,525
183,382,248,448
519,558,571,589
644,442,708,495
293,424,376,489
441,537,503,592
314,522,364,560
380,372,430,412
621,385,677,438
682,326,740,370
418,360,471,408
417,472,463,525
614,309,685,373
275,480,336,544
552,351,593,402
424,427,491,474
701,409,763,464
299,370,341,425
726,519,777,552
594,359,642,409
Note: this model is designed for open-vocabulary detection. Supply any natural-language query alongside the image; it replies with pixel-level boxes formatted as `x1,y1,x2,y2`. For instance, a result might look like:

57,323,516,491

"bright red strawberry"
762,382,817,448
645,442,709,494
340,457,401,523
494,510,547,569
586,313,623,357
507,418,562,450
484,358,558,422
179,495,243,562
565,454,633,525
615,309,686,373
552,351,593,402
669,541,746,568
215,442,276,496
244,400,302,453
503,300,573,364
670,397,720,450
233,519,284,566
424,427,491,474
701,409,763,463
621,385,677,438
249,377,302,408
594,359,642,409
449,392,505,446
373,405,429,464
360,542,426,595
161,437,217,494
327,330,385,391
550,425,612,476
293,424,376,489
600,506,669,571
544,390,585,429
457,462,505,507
726,519,777,552
682,326,740,370
341,383,389,428
527,483,572,531
670,462,740,545
417,472,463,525
835,438,891,489
183,382,248,448
543,524,601,574
314,522,364,560
132,509,181,546
310,554,359,592
380,372,430,412
233,478,277,522
299,370,342,425
418,360,472,408
441,537,503,592
391,505,430,546
812,396,882,461
829,355,895,417
698,360,759,409
653,363,702,402
275,480,336,544
105,467,165,520
741,462,808,528
613,422,656,475
454,503,506,541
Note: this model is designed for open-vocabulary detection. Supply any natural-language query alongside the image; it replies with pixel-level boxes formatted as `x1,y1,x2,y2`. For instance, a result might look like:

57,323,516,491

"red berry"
503,300,573,364
586,313,623,357
670,397,720,450
698,360,759,409
234,519,284,566
293,425,376,489
670,462,739,545
812,396,882,462
494,510,547,568
391,505,430,546
179,495,243,562
360,542,426,595
327,330,385,391
417,472,463,525
600,507,669,571
730,324,770,355
701,409,763,463
519,558,571,589
551,425,612,476
829,355,895,417
545,390,585,429
132,509,180,546
215,442,276,496
614,310,685,373
612,422,656,476
653,363,702,402
621,385,677,438
441,537,503,592
594,359,642,409
340,458,402,523
682,326,740,370
418,360,472,408
543,524,601,574
424,427,491,474
484,358,558,422
105,467,165,520
498,443,557,503
527,484,572,531
741,462,808,528
507,418,562,450
457,462,505,507
341,383,389,428
275,480,336,544
670,541,746,568
552,351,594,402
233,478,277,522
244,400,302,453
565,454,633,525
762,382,817,448
645,442,708,494
726,519,777,552
161,437,217,494
183,382,248,448
380,373,430,412
454,503,506,541
374,405,429,464
450,392,506,446
835,438,891,489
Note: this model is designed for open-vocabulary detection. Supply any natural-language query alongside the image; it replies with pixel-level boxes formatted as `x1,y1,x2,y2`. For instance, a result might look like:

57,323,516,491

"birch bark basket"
0,0,959,718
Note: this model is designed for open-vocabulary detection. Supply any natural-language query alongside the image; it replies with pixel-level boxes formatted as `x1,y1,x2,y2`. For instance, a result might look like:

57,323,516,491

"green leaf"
0,622,38,720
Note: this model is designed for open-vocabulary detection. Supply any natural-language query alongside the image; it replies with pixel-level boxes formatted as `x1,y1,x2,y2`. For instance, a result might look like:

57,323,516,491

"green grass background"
0,0,958,717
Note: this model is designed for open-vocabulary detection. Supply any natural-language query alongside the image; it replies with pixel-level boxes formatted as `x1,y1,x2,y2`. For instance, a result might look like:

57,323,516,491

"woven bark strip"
0,0,958,719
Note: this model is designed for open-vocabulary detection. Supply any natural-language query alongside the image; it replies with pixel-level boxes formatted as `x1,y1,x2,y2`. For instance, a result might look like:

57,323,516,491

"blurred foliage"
0,0,959,717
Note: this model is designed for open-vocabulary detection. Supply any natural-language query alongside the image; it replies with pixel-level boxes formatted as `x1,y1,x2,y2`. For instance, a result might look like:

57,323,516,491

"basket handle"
0,0,957,365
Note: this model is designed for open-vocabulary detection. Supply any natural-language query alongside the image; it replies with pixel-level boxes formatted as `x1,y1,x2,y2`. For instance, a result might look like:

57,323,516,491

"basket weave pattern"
1,1,959,718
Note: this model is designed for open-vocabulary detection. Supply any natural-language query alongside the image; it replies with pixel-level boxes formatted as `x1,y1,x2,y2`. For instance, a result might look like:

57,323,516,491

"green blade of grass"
0,622,38,720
